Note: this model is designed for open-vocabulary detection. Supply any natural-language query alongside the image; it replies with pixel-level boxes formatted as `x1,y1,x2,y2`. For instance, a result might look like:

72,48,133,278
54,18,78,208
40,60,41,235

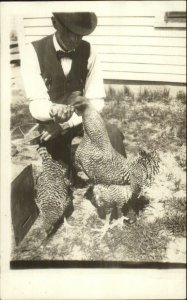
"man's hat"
52,12,97,36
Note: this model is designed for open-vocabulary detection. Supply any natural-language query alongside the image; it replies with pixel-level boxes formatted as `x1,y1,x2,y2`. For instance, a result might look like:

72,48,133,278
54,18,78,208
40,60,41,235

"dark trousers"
39,122,127,164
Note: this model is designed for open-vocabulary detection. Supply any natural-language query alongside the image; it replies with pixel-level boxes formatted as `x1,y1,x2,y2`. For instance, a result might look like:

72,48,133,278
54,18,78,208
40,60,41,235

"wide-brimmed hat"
52,12,97,36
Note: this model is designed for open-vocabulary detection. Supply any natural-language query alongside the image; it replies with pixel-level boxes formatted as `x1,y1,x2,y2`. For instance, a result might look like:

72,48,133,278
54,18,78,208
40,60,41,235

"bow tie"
56,50,75,60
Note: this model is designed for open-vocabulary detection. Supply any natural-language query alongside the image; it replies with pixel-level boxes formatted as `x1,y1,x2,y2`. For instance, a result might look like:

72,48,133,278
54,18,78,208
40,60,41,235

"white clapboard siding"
98,17,154,26
10,53,20,61
17,0,186,83
18,0,184,17
10,46,19,54
84,36,185,47
10,40,20,63
102,62,186,75
100,54,185,66
24,25,186,38
104,71,185,83
25,35,185,47
23,16,155,27
95,45,186,56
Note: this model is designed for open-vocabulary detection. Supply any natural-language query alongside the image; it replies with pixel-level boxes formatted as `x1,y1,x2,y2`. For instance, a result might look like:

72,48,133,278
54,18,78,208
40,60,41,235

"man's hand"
40,123,62,142
67,91,89,115
49,103,74,123
73,96,89,115
40,122,71,142
68,91,87,106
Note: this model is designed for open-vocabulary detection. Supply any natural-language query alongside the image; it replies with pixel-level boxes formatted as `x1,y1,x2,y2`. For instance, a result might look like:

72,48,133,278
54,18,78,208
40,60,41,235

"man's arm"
85,44,106,102
21,43,73,141
21,43,53,121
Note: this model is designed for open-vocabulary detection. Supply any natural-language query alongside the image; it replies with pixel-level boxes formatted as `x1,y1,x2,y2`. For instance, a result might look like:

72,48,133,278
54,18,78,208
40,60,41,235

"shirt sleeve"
68,44,106,128
21,43,53,121
84,44,106,100
68,99,105,128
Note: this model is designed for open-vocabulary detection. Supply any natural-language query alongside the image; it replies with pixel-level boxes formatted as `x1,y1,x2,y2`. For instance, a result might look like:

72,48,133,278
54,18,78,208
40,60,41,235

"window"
154,11,186,28
165,11,186,23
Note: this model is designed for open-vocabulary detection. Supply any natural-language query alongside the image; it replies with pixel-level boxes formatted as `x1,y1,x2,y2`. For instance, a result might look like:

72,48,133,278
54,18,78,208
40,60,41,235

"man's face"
52,17,83,51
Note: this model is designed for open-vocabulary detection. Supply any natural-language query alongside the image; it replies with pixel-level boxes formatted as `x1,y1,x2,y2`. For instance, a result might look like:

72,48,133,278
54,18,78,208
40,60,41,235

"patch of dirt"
165,237,186,263
142,151,186,224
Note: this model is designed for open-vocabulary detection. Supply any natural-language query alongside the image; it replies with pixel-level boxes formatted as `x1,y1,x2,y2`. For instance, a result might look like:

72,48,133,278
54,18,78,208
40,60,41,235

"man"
21,12,126,170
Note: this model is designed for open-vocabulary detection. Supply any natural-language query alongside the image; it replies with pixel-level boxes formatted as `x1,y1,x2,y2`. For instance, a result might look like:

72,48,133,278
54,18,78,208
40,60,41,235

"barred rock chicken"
36,147,73,238
73,99,159,234
85,183,133,233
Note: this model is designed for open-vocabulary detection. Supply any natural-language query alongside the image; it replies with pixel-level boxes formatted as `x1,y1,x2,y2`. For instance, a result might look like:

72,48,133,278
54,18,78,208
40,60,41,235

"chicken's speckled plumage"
75,104,132,185
36,147,73,235
85,184,133,219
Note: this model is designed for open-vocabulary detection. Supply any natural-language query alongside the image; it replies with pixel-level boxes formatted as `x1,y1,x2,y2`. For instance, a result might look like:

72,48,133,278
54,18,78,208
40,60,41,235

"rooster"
72,98,159,235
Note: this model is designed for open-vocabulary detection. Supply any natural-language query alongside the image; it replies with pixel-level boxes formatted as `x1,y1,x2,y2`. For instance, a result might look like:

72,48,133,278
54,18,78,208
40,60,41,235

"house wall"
16,1,186,90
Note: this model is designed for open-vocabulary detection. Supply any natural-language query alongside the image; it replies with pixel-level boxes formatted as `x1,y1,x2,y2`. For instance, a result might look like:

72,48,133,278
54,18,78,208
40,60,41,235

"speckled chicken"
74,102,132,185
36,147,73,236
73,100,159,233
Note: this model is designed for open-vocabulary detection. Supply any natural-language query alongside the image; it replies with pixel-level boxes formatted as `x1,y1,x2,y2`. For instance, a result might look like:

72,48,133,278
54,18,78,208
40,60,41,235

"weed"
175,145,186,171
123,86,135,99
105,86,134,103
176,90,186,104
162,197,186,237
105,86,118,102
136,87,171,103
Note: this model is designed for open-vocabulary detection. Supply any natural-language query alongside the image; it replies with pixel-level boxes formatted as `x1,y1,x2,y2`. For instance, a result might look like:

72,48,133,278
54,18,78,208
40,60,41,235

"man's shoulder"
80,39,90,48
81,40,97,54
79,39,91,53
32,34,53,46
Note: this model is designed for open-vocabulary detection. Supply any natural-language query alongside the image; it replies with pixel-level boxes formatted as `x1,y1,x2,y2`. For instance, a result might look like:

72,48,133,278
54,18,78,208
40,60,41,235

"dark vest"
32,35,90,104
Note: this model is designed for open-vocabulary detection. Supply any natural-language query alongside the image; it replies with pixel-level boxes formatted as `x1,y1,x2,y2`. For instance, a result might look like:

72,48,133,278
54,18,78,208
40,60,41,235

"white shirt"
21,34,106,127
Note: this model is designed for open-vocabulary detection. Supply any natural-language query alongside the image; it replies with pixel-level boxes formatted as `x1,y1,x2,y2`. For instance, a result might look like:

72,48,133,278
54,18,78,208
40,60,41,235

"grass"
12,197,170,262
108,219,170,262
103,86,186,242
176,90,186,104
136,87,171,103
102,86,186,153
11,82,186,263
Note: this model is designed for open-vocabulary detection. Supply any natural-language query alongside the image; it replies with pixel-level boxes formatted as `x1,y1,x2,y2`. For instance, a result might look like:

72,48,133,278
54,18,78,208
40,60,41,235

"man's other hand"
49,103,74,123
67,91,89,115
68,91,87,107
